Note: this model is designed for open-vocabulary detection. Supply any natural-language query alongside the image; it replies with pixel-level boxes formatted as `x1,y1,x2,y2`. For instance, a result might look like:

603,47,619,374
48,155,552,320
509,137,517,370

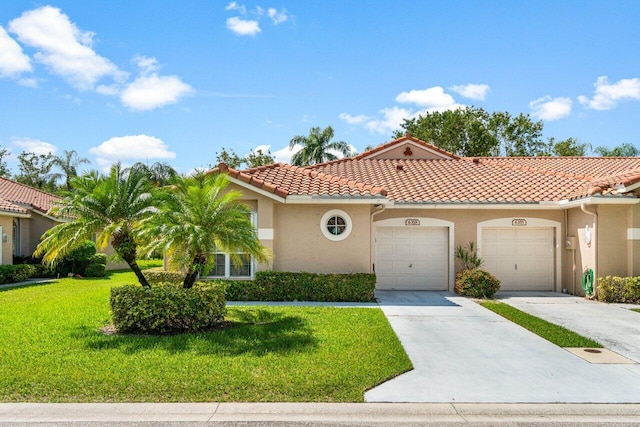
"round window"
320,210,352,241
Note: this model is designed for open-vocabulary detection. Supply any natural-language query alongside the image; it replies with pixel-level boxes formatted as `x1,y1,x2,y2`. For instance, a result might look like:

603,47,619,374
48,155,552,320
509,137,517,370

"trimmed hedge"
110,282,226,334
144,270,186,285
454,268,501,298
0,264,36,284
597,276,640,303
224,271,376,302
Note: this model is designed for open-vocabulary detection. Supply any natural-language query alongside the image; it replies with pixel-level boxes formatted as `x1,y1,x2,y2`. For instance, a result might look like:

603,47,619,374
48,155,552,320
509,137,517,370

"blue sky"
1,1,639,174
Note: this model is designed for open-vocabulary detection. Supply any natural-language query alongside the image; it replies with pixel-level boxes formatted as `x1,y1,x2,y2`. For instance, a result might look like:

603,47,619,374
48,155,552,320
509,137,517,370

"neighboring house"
212,135,640,296
0,177,62,265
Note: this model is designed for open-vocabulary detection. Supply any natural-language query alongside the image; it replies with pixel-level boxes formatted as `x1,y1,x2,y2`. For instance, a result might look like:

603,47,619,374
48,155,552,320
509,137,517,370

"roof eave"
285,195,390,205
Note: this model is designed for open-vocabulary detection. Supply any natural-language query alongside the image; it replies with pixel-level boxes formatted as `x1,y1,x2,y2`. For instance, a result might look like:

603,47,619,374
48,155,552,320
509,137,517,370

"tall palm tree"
289,126,352,166
34,163,155,288
49,150,91,191
143,173,271,288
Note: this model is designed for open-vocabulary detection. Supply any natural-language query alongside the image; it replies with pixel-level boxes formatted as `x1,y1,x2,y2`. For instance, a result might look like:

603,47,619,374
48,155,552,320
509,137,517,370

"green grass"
480,300,602,348
136,258,164,270
632,309,640,314
0,271,411,402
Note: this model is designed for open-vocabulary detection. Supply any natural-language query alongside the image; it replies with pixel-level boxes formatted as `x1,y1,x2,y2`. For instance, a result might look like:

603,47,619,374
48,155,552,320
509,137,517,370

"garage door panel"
375,226,448,291
482,227,554,291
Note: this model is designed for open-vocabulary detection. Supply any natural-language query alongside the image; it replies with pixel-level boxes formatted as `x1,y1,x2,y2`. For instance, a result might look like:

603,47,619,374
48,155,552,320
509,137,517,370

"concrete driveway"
366,291,640,403
498,292,640,363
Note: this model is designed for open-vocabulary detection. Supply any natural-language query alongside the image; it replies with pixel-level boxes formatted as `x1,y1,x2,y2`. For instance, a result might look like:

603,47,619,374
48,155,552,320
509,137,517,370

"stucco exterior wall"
0,216,13,265
273,204,371,273
25,214,58,256
598,204,630,277
629,204,640,276
566,206,597,296
368,144,449,160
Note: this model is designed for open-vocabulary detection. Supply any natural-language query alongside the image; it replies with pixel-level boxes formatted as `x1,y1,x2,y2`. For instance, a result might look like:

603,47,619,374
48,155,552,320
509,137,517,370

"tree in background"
214,147,275,169
394,107,578,157
143,173,271,288
544,137,591,156
594,143,640,157
289,126,352,166
35,163,155,288
14,152,58,192
50,149,91,191
0,147,11,178
132,161,178,186
244,148,275,168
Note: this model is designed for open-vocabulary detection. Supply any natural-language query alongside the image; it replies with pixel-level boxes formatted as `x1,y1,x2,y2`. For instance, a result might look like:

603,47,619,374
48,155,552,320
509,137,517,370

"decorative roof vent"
403,147,413,157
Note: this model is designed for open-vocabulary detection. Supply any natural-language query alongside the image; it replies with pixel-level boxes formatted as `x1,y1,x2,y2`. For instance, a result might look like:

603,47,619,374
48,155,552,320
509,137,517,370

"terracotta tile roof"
215,163,388,198
0,177,60,214
0,198,28,214
311,158,593,203
354,134,459,160
213,140,640,205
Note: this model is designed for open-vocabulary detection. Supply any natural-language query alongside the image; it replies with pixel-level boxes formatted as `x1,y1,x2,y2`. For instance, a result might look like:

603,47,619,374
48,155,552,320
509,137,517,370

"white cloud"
578,76,640,111
0,26,32,78
396,86,457,109
529,96,572,121
339,113,371,125
90,135,175,169
267,8,288,25
133,55,160,74
225,2,247,14
450,83,490,101
120,74,193,111
272,144,301,163
226,17,261,36
364,106,413,134
18,77,38,88
11,137,57,155
8,6,125,90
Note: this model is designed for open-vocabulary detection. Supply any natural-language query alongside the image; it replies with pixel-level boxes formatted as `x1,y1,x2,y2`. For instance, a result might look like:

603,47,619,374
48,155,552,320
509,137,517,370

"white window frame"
320,209,353,241
207,212,257,279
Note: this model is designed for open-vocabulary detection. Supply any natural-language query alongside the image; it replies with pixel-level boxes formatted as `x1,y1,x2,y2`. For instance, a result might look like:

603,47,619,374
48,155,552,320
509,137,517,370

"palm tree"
34,163,155,288
289,126,352,166
49,150,91,191
143,173,271,288
132,161,178,187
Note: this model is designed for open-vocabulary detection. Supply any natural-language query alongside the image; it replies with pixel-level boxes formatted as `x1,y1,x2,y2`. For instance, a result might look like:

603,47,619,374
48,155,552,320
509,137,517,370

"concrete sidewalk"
1,402,639,425
367,291,640,403
498,292,640,363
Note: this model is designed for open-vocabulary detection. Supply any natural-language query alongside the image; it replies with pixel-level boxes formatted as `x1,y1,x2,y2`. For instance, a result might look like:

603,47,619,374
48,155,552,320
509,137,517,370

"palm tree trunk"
183,253,207,289
127,258,151,288
113,232,151,288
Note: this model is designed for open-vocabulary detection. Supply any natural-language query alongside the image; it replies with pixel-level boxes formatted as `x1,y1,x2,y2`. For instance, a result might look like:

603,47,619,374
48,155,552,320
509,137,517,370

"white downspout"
370,204,386,274
580,203,598,297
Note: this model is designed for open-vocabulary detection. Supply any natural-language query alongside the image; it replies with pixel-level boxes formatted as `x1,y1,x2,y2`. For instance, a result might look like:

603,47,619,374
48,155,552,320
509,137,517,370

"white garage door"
482,227,554,291
375,227,448,290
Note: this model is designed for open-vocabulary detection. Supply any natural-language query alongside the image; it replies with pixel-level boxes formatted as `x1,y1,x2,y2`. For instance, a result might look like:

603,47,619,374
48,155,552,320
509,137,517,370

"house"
0,177,62,264
212,135,640,295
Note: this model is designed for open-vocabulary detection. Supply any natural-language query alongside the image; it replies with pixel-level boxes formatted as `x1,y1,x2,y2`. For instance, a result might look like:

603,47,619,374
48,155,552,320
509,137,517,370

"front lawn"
0,271,411,402
480,300,602,348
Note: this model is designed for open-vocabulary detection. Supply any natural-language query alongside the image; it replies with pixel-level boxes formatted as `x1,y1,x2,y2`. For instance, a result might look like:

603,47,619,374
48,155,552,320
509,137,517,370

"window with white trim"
320,209,352,241
208,212,257,278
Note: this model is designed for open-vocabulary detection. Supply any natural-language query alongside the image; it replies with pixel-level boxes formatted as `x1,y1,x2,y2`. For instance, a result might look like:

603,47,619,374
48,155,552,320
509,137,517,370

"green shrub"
454,268,501,298
84,263,106,277
143,270,186,285
110,281,226,334
29,263,56,278
0,264,37,284
224,271,376,302
597,276,640,303
91,253,107,265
